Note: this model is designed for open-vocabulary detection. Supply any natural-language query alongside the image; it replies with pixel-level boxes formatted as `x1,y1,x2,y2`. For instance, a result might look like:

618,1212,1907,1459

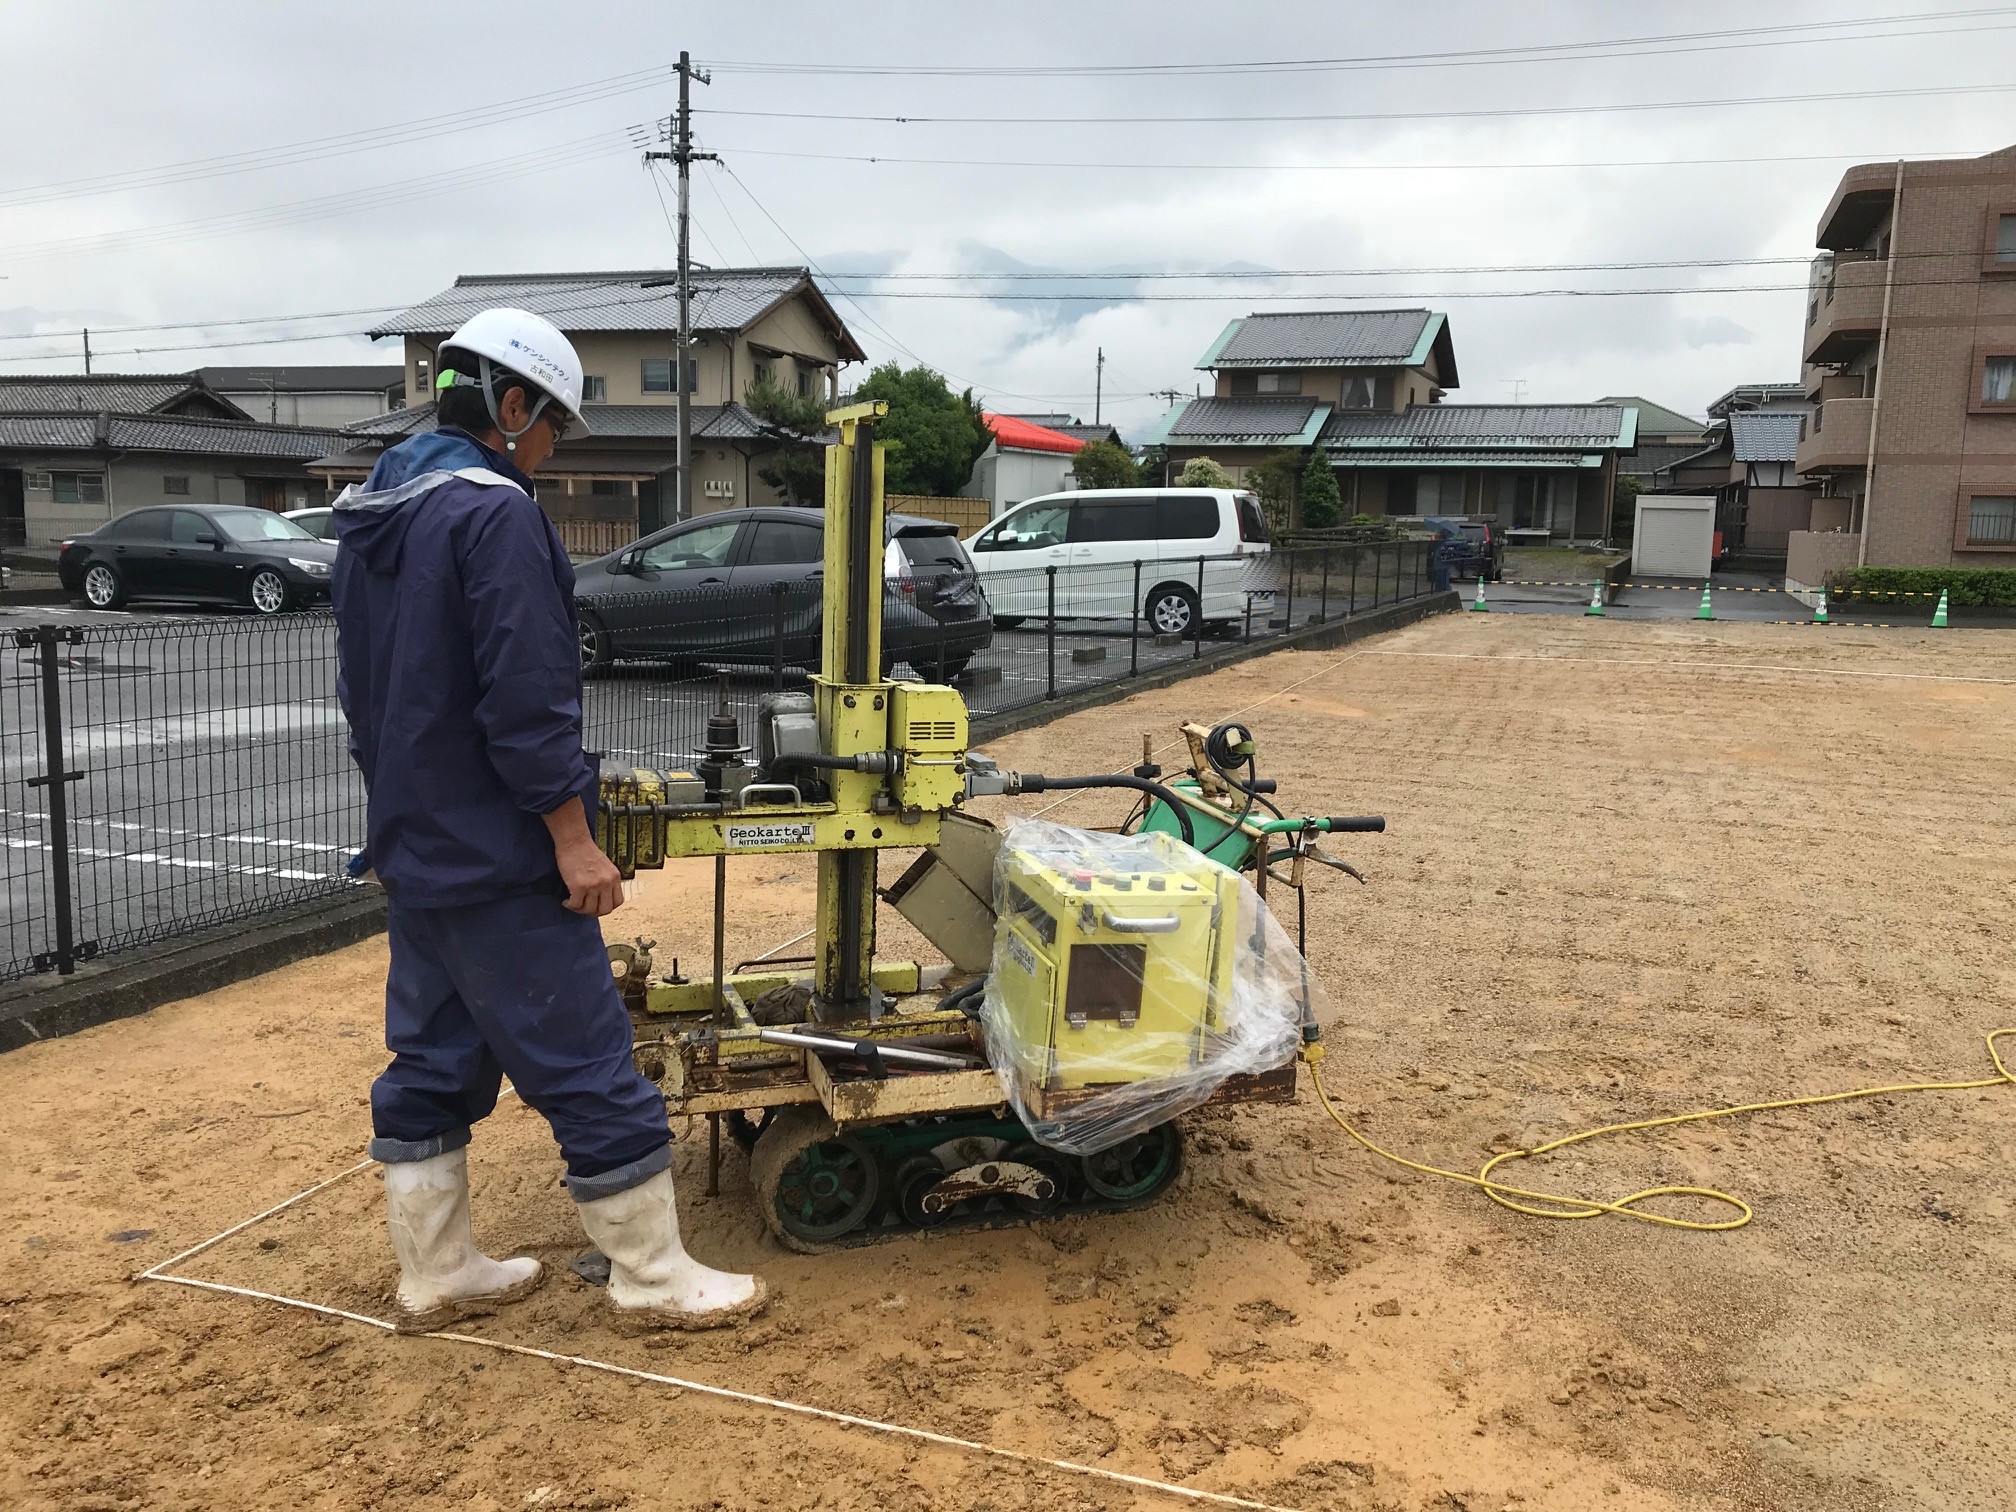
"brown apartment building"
1788,145,2016,589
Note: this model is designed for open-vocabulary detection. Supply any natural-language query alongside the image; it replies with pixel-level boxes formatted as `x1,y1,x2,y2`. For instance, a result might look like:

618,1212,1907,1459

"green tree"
848,362,992,497
1611,473,1644,542
1177,455,1236,489
1249,450,1302,536
744,377,829,505
1298,452,1343,529
1071,437,1138,489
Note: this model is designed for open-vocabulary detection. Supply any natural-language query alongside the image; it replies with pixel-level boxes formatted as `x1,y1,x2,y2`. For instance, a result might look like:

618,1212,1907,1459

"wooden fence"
888,494,990,536
553,519,634,558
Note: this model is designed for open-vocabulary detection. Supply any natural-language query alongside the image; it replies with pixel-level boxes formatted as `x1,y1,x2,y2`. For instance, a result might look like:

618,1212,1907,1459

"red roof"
982,411,1085,454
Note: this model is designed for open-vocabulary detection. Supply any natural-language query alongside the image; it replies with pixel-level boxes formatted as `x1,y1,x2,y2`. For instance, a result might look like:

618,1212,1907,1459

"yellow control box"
989,829,1239,1108
889,682,967,811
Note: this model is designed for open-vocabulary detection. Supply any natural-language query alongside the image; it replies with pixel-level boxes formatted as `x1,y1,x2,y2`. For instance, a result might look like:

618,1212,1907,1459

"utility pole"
644,51,714,524
1094,346,1104,425
82,329,91,375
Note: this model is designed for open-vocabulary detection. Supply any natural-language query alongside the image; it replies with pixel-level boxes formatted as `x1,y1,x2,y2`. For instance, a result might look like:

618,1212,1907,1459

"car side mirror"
195,531,223,548
613,550,639,574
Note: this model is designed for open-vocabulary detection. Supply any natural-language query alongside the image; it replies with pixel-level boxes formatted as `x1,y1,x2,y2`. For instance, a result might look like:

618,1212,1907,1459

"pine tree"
1299,452,1343,529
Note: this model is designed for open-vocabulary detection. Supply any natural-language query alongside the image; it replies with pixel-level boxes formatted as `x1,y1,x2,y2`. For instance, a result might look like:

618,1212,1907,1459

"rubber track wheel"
750,1105,871,1255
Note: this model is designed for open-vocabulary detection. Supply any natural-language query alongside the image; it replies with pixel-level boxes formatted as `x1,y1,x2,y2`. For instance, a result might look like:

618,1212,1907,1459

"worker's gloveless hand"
556,836,625,916
541,801,625,917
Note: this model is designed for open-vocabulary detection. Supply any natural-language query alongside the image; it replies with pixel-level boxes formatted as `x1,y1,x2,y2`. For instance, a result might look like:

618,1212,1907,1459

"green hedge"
1830,565,2016,607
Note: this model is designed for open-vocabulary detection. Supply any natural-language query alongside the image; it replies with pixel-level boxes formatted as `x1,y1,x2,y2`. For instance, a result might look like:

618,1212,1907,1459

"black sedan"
58,504,336,614
573,508,993,679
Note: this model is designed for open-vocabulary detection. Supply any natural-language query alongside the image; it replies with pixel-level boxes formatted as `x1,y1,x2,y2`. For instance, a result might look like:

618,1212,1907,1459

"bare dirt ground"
4,611,2014,1512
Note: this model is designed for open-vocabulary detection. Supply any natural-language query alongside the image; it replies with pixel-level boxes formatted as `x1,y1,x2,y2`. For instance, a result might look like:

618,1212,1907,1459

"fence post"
1284,547,1298,634
935,608,949,683
21,626,85,975
1129,558,1142,677
1348,548,1358,620
1045,566,1058,700
770,581,786,693
1192,555,1205,660
1319,550,1330,623
1243,591,1253,642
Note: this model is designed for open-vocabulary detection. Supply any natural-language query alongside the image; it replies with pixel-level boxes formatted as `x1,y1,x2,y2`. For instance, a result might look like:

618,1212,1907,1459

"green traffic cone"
1813,588,1829,625
1584,581,1605,617
1694,582,1713,621
1471,575,1487,612
1931,588,1949,628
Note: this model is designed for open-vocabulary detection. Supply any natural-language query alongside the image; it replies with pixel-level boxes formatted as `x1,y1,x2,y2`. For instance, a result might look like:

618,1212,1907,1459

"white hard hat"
439,306,591,438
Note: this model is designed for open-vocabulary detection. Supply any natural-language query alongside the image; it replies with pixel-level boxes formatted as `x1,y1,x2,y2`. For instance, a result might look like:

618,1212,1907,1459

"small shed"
1632,493,1716,579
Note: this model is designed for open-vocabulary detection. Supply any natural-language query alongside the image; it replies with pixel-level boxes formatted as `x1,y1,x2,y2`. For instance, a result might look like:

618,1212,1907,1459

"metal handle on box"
1100,911,1181,934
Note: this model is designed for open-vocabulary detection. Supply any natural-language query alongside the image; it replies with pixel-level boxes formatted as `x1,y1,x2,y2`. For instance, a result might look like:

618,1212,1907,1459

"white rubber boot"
575,1168,768,1331
383,1147,543,1333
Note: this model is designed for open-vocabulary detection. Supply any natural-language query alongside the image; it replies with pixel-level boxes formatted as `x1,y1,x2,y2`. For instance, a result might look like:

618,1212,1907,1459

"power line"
819,283,1904,301
698,9,2016,77
0,66,680,209
813,250,1997,281
716,144,1991,176
699,81,2016,128
0,131,640,268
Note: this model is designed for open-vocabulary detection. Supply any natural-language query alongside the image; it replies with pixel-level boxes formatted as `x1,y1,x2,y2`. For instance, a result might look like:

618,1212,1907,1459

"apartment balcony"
1803,255,1886,365
1795,396,1873,476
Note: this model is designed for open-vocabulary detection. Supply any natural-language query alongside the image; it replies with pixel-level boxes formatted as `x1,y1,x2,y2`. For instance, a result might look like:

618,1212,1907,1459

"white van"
962,488,1271,635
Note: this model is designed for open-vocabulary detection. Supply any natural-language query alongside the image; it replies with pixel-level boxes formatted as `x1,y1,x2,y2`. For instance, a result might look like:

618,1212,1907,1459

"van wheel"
1145,584,1199,637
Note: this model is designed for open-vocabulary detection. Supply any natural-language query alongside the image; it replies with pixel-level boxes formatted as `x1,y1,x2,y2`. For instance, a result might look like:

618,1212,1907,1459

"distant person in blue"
332,307,764,1332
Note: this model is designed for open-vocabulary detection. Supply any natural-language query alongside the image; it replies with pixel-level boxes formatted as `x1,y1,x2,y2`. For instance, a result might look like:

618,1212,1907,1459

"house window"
1968,495,2016,546
1982,355,2016,406
24,471,51,492
582,376,607,404
753,359,773,387
797,368,814,398
163,474,191,495
51,472,105,505
1998,213,2016,263
642,359,673,394
1255,372,1301,395
1339,375,1376,410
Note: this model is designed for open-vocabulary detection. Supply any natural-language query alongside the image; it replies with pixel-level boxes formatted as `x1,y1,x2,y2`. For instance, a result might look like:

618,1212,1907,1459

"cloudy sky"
3,2,2012,437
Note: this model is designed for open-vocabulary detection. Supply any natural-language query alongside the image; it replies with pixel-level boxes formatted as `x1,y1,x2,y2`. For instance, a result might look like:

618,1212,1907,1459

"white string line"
138,1273,1302,1512
1365,648,2016,687
133,1157,374,1280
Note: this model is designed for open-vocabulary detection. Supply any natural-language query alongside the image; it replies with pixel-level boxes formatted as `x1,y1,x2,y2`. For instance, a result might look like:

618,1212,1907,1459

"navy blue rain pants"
365,892,671,1202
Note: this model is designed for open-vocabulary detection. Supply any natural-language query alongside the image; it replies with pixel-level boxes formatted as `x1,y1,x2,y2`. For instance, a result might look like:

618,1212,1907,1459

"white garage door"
1633,496,1715,579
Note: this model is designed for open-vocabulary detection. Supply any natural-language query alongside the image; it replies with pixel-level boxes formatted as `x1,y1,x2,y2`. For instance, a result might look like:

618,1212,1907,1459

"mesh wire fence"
2,539,1437,981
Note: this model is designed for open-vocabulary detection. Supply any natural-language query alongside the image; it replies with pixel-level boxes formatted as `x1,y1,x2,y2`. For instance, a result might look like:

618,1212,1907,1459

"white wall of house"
212,389,396,428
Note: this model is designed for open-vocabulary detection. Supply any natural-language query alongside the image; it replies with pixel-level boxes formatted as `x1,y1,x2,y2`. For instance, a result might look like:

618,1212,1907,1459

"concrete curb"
0,891,387,1053
0,592,1455,1052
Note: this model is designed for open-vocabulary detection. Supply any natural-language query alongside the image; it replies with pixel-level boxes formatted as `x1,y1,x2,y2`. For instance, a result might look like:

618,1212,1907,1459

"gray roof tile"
1323,403,1631,447
369,267,866,360
1209,309,1434,367
198,364,404,393
0,372,235,415
1727,410,1805,462
0,411,345,458
1622,441,1716,477
1170,396,1322,440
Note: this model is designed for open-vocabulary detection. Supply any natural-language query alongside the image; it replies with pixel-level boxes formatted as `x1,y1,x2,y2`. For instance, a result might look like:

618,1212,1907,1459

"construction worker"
331,307,765,1332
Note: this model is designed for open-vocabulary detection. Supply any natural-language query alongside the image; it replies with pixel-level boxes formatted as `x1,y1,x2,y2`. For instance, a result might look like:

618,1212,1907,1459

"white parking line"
1,836,341,882
0,808,351,854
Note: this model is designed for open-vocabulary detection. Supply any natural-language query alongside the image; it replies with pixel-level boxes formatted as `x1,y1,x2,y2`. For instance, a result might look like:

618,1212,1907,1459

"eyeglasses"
540,404,576,442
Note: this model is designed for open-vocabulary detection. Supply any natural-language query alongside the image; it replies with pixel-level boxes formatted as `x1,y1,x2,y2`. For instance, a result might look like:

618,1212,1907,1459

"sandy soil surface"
4,611,2014,1512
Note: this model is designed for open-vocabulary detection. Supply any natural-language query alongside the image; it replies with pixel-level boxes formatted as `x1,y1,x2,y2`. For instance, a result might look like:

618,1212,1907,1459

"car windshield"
216,509,316,543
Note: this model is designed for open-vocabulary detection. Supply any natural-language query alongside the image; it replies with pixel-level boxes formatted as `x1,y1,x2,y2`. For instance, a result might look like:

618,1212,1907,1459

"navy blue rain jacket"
332,426,595,907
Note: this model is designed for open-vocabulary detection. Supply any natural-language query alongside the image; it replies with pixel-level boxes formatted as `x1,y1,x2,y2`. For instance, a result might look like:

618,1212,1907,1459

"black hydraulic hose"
938,977,988,1021
1017,773,1196,845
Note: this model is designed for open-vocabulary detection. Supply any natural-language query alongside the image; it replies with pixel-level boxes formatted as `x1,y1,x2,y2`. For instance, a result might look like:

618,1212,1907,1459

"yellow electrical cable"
1301,1030,2015,1233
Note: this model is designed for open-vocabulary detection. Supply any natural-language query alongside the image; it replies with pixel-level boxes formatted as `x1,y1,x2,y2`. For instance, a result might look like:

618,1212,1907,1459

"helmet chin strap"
477,353,553,453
